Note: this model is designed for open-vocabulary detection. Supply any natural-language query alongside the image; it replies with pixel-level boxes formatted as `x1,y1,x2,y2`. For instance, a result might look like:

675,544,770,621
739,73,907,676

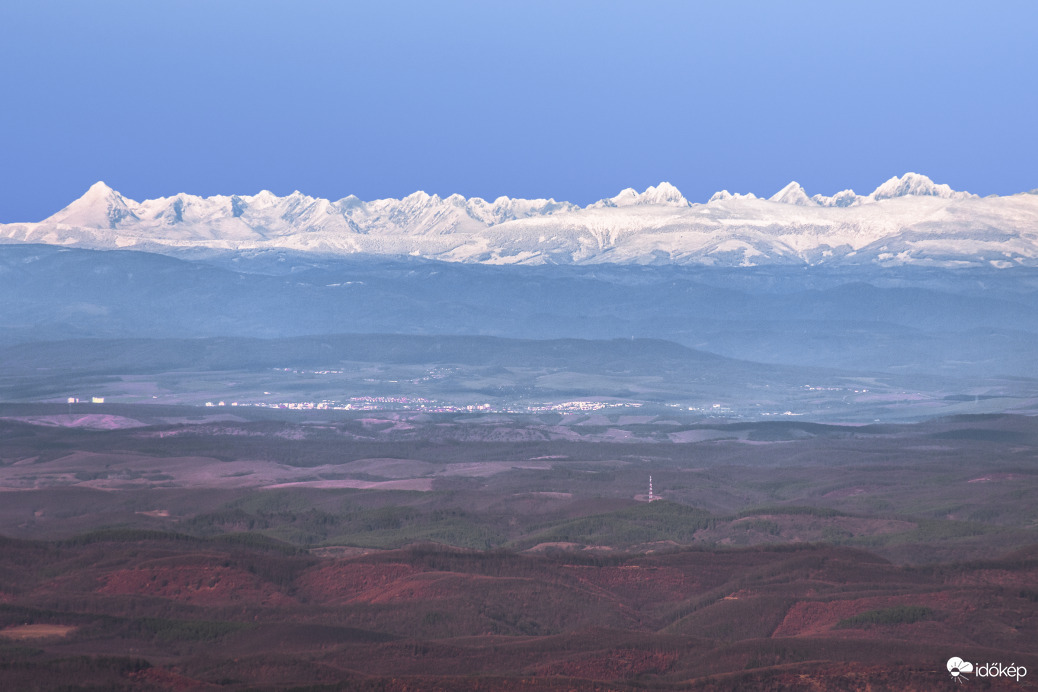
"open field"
0,624,78,640
0,406,1036,562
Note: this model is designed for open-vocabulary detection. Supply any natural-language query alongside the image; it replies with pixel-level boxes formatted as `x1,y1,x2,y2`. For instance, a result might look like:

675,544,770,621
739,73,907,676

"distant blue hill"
0,244,1035,379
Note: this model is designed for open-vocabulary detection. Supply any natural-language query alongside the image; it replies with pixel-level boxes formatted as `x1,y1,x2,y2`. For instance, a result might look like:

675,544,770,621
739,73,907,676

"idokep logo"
947,656,1027,683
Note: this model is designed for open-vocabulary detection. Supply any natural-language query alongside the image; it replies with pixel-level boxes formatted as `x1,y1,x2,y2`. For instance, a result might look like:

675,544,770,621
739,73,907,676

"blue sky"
1,0,1036,221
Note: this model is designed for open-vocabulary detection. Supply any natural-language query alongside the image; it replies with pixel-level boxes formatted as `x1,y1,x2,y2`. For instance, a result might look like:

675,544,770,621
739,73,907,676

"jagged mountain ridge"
2,173,1036,266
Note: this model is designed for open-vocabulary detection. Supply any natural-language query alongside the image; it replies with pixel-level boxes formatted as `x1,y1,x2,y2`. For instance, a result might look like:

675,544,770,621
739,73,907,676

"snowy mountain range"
2,173,1036,266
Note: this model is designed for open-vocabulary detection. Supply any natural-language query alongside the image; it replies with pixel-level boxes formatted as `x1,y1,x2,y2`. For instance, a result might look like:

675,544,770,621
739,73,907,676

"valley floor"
0,406,1035,689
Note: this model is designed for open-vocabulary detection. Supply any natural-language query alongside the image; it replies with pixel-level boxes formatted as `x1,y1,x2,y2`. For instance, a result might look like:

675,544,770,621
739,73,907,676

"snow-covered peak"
401,190,436,206
44,181,140,229
596,182,689,208
769,182,816,206
85,181,115,197
602,188,639,207
639,182,689,206
336,194,364,210
812,189,863,208
869,172,972,201
248,190,280,208
471,195,576,223
708,190,758,203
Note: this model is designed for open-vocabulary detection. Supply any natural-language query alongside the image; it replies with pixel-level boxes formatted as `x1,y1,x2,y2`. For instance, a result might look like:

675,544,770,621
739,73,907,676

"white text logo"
948,656,1027,683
